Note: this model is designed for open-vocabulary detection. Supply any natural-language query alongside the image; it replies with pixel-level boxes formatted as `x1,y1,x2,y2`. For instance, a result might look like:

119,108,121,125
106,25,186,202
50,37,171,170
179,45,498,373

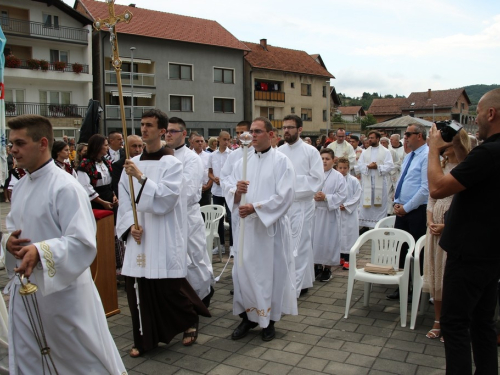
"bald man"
428,88,500,374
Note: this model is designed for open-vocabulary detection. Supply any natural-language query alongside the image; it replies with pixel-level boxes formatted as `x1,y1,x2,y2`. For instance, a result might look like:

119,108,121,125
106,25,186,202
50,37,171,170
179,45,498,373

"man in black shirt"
428,88,500,375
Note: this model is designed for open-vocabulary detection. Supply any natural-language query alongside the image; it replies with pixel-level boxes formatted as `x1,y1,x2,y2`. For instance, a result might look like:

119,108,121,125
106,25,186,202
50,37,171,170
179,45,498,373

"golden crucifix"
94,0,141,243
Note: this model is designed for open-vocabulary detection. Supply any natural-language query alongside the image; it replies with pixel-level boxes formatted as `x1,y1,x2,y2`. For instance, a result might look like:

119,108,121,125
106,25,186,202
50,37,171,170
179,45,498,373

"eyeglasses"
283,126,297,131
166,129,183,135
249,129,266,135
404,132,420,138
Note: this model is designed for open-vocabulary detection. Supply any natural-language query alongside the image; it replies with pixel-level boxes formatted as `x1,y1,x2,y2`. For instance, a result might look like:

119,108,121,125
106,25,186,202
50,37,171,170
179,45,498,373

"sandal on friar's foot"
182,322,199,346
426,321,441,339
129,347,142,358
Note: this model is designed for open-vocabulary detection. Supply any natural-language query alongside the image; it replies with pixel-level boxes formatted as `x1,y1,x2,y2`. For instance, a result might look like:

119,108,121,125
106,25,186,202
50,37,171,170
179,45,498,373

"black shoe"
386,289,399,300
230,289,234,295
320,268,332,282
262,324,275,341
231,320,258,340
300,288,308,296
202,286,215,308
314,265,323,279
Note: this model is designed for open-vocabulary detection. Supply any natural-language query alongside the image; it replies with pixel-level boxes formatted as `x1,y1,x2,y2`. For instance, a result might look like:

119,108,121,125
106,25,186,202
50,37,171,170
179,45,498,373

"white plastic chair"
374,215,396,229
200,205,225,263
344,228,416,327
410,235,427,329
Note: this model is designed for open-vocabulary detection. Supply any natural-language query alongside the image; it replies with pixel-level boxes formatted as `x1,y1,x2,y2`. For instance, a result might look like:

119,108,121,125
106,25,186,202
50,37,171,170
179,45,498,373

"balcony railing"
5,102,87,117
271,119,283,129
254,91,285,102
6,59,89,74
106,105,155,119
1,18,88,42
105,71,155,86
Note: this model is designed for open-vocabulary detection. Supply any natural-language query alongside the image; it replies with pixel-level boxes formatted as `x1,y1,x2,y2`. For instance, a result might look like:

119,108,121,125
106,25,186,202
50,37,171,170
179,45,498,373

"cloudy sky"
65,0,500,97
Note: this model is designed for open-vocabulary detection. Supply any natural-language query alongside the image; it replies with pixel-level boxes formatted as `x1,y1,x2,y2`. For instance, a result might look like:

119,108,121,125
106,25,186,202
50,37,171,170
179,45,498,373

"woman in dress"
77,134,117,210
423,129,470,340
52,141,77,177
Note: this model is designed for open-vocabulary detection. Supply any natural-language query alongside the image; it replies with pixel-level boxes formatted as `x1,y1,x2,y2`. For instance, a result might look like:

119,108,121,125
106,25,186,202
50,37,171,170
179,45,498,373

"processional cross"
94,1,141,242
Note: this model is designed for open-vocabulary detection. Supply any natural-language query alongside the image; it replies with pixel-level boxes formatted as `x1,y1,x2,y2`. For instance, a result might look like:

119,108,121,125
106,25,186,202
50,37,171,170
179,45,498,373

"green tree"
361,114,377,130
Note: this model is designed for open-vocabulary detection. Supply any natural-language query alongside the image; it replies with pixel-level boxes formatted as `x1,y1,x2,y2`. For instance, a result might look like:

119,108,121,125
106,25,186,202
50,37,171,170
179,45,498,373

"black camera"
435,120,463,142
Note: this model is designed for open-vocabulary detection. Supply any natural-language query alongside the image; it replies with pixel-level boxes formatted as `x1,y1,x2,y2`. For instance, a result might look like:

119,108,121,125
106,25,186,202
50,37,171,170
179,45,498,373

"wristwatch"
139,174,147,185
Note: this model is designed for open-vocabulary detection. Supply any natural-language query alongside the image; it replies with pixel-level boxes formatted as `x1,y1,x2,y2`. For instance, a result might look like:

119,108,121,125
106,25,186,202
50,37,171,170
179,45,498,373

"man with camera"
428,88,500,374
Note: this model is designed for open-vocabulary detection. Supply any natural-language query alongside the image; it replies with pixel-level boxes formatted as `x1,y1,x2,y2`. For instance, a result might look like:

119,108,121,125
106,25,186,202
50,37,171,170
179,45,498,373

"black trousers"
199,189,212,207
440,253,500,375
394,204,427,271
212,195,233,247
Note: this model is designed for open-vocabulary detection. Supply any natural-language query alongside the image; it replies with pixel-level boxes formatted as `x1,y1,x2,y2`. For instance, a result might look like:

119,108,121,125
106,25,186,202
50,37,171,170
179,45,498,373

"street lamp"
130,46,136,135
432,103,437,122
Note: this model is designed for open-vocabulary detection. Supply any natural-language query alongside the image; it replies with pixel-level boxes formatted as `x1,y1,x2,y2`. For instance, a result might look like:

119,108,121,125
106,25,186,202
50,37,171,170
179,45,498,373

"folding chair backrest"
369,228,414,270
374,215,396,229
200,205,225,230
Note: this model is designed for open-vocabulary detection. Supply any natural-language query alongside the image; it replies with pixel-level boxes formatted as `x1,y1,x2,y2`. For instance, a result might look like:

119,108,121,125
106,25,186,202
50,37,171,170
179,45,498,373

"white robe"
117,154,186,278
174,146,213,299
311,169,347,265
278,139,324,296
358,146,394,228
220,146,254,254
340,174,362,255
225,148,297,327
327,140,356,168
2,161,125,375
386,147,401,215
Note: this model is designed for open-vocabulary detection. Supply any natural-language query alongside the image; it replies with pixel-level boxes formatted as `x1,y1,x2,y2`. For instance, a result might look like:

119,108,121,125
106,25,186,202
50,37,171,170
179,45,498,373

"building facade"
76,0,248,138
2,0,93,140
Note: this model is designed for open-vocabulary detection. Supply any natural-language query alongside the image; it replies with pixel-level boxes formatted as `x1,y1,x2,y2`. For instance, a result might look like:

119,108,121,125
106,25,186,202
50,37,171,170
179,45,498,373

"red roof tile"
77,0,249,51
243,42,334,78
403,88,470,110
368,98,409,116
338,106,365,116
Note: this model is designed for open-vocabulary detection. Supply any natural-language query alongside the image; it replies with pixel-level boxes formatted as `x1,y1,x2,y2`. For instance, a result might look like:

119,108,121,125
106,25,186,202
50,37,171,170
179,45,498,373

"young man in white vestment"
278,114,324,296
337,158,362,270
225,117,297,342
311,148,347,282
381,137,401,215
358,130,394,229
327,128,356,168
117,110,210,357
2,115,126,374
166,117,214,307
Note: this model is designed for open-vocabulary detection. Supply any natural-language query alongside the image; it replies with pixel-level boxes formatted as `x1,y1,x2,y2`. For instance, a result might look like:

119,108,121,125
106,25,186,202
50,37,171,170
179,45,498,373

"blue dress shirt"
393,144,429,212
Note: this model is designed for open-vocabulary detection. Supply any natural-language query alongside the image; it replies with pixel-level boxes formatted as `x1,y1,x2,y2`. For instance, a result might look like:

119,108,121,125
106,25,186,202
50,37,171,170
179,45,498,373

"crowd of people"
1,88,499,374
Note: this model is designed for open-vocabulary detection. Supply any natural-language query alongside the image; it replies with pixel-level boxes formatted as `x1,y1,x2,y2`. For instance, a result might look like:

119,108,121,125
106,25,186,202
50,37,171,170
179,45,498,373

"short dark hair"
8,115,54,149
142,109,168,130
338,157,350,166
350,135,359,141
368,130,381,139
409,123,427,140
168,117,187,131
252,116,273,132
320,148,335,159
86,134,107,162
51,141,68,160
236,120,251,130
108,130,122,138
283,114,303,129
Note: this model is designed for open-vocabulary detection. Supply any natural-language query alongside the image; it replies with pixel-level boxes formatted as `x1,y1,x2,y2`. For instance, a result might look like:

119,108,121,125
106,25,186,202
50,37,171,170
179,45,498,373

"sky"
63,0,500,98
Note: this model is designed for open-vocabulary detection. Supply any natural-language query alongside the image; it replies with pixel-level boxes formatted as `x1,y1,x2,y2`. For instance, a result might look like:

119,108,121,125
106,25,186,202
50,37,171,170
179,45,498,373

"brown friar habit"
124,147,211,353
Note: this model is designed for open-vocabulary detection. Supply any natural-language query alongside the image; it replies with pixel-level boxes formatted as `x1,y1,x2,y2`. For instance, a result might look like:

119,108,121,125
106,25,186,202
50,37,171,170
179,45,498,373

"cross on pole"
94,1,141,243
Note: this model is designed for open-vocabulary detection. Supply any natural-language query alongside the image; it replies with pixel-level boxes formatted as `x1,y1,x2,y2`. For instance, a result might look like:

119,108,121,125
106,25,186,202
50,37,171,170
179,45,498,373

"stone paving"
0,201,498,374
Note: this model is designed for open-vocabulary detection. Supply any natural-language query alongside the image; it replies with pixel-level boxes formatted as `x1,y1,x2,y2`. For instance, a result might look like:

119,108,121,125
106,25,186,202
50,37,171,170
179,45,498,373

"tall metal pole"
325,80,330,137
130,46,136,135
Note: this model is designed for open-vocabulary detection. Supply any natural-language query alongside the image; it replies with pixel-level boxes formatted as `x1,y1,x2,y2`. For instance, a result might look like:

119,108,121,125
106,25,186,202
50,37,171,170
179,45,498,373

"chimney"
428,88,431,99
129,4,136,7
260,39,267,51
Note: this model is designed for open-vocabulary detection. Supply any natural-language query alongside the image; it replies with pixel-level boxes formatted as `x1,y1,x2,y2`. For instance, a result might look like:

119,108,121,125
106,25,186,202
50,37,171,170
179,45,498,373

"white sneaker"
219,245,226,254
229,246,234,258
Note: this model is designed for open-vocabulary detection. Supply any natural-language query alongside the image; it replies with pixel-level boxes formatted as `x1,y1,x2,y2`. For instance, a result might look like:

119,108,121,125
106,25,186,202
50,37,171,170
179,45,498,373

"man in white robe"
278,115,324,297
381,137,401,214
327,128,356,167
349,135,363,176
358,130,394,228
2,115,126,375
166,117,214,306
117,110,210,355
225,117,297,342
